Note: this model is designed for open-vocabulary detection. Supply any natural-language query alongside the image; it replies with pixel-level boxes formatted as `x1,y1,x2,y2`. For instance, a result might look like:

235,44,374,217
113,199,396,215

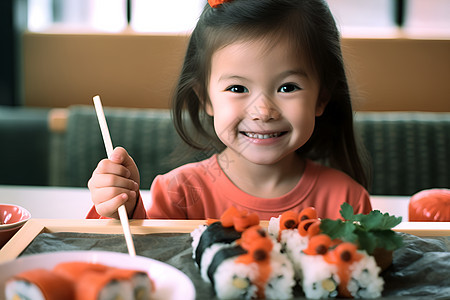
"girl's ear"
315,100,328,116
205,102,214,116
194,85,214,116
315,88,330,116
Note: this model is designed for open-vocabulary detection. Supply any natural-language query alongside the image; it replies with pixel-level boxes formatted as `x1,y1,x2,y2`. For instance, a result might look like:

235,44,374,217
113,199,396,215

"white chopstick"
93,95,136,257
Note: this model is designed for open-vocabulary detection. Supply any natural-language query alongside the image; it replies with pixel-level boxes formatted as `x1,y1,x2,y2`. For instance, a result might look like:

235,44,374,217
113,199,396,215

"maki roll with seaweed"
191,206,260,281
191,207,295,299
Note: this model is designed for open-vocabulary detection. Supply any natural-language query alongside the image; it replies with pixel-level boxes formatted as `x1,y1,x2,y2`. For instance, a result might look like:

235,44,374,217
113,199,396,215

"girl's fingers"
92,186,137,205
112,147,137,171
109,147,127,163
112,147,140,185
94,192,133,218
93,148,140,185
94,159,131,178
91,187,137,216
89,173,138,191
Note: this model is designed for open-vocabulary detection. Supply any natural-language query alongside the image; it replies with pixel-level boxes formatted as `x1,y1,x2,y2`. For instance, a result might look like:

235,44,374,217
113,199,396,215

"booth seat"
0,107,50,186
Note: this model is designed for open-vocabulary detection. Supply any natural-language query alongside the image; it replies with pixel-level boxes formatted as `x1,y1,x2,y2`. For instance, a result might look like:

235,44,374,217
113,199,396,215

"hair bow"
208,0,233,8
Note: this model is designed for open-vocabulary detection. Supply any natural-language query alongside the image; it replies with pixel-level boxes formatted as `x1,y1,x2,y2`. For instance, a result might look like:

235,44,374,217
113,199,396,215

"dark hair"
171,0,371,189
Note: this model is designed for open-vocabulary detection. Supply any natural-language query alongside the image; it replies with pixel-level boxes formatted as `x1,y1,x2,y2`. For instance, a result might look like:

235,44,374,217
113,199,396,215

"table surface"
0,185,410,220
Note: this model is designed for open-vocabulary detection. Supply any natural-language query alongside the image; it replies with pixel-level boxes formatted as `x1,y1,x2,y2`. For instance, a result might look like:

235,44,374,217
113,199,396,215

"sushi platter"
1,218,449,263
0,218,449,300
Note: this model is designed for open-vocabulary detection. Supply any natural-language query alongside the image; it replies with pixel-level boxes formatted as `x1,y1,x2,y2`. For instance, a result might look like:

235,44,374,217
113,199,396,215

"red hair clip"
208,0,233,8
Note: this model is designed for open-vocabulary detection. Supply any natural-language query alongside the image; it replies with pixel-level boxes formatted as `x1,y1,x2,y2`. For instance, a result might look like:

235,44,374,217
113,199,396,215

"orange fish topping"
303,234,332,256
237,225,266,249
298,218,321,237
298,206,318,222
280,211,299,230
208,0,233,8
220,206,259,232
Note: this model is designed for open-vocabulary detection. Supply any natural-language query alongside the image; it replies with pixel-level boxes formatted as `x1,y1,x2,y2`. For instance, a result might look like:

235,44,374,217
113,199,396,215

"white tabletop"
370,195,410,221
0,185,410,220
0,185,93,219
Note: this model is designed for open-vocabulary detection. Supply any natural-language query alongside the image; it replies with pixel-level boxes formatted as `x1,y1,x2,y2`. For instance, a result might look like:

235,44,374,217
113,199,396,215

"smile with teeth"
242,132,285,139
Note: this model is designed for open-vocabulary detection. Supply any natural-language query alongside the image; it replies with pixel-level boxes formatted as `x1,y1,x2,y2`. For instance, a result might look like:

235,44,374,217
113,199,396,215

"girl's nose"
248,97,281,122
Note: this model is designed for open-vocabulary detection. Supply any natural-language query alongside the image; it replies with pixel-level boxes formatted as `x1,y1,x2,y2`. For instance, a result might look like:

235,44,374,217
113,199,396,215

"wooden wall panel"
23,32,450,111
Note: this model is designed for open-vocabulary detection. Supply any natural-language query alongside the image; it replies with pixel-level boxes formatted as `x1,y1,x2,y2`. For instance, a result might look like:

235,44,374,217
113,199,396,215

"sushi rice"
212,247,295,300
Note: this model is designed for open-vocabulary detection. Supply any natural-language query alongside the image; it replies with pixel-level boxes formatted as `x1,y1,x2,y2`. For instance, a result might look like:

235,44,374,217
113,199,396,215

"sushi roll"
208,226,295,299
300,239,383,299
5,262,154,300
269,204,389,299
192,218,295,299
54,261,154,300
191,206,260,281
108,268,154,300
268,207,320,279
74,269,134,300
5,269,75,300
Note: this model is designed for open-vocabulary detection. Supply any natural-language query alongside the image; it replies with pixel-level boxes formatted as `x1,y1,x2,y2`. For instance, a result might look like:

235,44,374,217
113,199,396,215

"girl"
87,0,372,220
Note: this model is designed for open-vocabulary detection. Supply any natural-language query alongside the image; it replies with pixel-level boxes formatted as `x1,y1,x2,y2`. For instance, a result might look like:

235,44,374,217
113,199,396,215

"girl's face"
206,38,326,166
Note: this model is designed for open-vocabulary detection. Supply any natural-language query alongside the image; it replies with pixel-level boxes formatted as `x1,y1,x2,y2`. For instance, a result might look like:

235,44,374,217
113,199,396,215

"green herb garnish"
320,203,404,254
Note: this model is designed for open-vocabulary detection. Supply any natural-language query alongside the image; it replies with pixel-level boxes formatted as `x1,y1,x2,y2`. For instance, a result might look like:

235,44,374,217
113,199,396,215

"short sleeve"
147,174,189,219
351,188,373,215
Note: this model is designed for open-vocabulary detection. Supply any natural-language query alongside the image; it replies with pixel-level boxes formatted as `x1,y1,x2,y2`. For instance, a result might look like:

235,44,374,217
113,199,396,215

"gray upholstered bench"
48,106,450,196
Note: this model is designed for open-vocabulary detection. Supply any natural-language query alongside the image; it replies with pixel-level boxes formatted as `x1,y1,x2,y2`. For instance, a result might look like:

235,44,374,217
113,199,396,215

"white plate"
0,251,196,300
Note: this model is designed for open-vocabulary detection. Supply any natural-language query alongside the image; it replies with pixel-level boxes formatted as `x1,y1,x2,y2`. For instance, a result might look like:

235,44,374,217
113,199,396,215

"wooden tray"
1,219,449,263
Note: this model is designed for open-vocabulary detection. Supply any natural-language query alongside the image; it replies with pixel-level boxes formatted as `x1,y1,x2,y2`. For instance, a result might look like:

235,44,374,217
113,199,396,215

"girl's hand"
88,147,140,219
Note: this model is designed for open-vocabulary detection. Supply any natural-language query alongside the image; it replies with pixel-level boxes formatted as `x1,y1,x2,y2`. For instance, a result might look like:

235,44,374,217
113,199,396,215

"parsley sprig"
320,203,403,254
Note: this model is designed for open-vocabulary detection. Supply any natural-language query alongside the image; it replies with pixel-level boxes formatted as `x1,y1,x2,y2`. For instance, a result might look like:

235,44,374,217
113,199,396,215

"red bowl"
0,204,31,248
409,189,450,221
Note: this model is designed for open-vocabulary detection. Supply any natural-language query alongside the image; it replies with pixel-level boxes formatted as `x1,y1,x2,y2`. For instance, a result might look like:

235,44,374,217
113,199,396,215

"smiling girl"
87,0,372,220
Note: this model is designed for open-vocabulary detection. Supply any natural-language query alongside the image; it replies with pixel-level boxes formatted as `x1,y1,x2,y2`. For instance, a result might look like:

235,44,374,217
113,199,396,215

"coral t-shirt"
144,155,371,220
87,155,371,220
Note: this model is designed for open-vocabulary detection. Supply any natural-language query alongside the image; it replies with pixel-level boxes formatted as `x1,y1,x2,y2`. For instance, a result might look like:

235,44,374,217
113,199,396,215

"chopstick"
93,95,136,257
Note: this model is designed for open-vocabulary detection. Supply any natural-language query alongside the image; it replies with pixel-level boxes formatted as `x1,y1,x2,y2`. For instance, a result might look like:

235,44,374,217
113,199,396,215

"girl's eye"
278,84,301,93
226,85,248,93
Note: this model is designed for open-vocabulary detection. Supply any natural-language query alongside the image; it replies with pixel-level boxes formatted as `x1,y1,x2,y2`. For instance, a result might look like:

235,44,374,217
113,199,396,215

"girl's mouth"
241,131,287,139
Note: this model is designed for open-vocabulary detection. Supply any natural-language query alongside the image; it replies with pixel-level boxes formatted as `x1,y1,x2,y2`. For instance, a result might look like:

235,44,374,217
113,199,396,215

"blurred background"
0,0,449,194
2,0,449,109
